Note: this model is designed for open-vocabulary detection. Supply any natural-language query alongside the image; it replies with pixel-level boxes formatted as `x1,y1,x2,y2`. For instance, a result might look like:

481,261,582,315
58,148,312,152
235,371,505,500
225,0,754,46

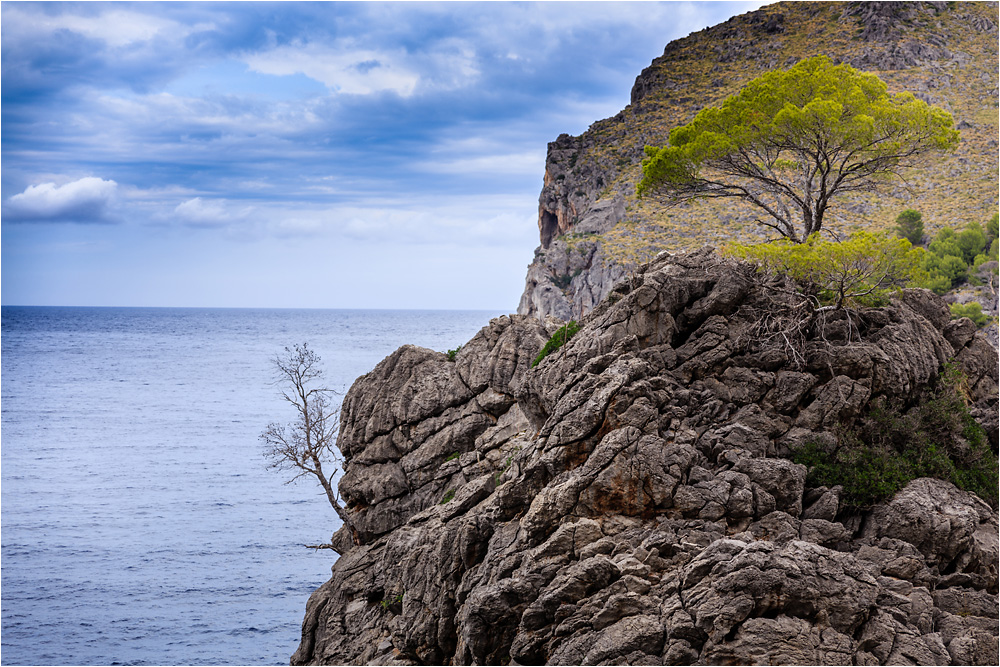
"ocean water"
1,307,502,666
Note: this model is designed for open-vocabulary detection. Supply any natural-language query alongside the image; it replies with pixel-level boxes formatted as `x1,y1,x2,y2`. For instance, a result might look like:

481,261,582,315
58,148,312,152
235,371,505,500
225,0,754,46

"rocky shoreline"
292,249,999,665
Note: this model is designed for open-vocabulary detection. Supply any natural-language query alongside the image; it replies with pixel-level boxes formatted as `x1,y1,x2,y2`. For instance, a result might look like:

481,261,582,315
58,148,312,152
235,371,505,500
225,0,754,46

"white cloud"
244,43,420,96
5,177,119,223
242,38,480,97
2,6,205,48
173,197,252,228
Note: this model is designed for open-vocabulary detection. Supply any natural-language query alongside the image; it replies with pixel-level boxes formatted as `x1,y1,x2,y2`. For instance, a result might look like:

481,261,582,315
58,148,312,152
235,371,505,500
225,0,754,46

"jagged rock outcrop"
294,249,999,666
517,1,999,320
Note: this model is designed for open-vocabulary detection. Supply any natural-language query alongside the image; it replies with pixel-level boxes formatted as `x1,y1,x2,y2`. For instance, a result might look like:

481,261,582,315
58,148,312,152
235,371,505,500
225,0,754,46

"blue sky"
2,1,763,309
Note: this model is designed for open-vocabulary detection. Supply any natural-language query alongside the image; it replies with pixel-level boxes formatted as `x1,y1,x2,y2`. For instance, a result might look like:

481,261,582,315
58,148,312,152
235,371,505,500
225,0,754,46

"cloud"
244,43,421,96
242,37,479,97
1,1,774,308
173,197,252,228
1,5,213,49
4,177,119,223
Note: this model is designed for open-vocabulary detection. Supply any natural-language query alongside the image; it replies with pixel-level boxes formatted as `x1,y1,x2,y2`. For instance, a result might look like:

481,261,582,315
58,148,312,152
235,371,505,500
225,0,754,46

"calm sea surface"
1,306,502,666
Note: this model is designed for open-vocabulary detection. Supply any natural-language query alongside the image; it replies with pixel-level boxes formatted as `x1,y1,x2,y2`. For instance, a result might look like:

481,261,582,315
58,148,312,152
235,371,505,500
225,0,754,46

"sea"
0,306,503,666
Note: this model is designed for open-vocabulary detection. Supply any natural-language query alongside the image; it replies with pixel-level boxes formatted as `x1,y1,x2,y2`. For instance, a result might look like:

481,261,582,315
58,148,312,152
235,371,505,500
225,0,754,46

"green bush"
958,223,987,265
727,231,922,309
532,320,581,367
914,216,998,292
445,346,461,362
894,209,924,245
973,235,998,271
792,365,998,510
949,302,990,327
919,272,953,295
440,489,456,504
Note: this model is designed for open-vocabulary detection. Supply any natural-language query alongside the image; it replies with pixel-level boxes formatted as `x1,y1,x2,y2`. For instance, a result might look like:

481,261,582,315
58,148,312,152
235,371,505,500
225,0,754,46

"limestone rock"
293,250,999,666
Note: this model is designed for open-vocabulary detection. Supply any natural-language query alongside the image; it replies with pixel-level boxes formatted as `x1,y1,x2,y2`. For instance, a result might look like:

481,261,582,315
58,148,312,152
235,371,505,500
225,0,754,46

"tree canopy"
727,231,923,310
638,56,960,242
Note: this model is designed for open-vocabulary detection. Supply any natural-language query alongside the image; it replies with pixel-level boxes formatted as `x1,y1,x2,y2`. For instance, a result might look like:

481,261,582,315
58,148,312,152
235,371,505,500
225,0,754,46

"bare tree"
261,343,359,548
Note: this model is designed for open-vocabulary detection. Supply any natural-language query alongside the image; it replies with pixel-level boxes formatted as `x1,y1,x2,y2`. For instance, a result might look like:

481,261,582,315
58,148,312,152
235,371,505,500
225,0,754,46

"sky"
2,1,765,309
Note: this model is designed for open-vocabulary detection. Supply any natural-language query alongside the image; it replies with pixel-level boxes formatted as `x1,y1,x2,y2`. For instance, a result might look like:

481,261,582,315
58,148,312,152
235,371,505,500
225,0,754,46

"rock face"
516,1,1000,320
293,249,999,666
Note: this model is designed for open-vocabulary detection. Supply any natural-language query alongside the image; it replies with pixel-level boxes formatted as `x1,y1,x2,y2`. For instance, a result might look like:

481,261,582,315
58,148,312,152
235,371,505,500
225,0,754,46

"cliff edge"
517,1,999,321
292,248,999,665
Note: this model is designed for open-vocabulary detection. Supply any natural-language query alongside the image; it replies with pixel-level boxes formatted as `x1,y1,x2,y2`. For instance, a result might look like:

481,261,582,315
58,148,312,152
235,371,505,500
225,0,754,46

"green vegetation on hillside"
914,213,999,295
532,320,581,367
727,231,922,309
557,2,997,269
793,364,998,510
950,302,991,326
638,56,959,243
894,209,925,245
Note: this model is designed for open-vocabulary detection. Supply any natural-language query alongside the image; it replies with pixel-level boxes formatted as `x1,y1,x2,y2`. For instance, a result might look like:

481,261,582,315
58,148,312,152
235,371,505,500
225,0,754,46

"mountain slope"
518,0,999,320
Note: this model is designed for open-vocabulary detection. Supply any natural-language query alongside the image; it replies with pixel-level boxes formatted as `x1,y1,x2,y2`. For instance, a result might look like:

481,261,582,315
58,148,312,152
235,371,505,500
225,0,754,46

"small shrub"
958,223,987,265
532,320,581,367
792,365,998,510
446,346,461,362
949,302,990,327
380,593,404,613
915,216,998,292
444,451,460,462
440,489,456,504
550,273,573,289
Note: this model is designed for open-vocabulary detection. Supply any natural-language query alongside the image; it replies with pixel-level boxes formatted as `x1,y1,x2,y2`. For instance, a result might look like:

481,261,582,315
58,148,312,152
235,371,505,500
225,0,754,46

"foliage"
727,231,922,309
444,451,461,462
914,215,997,294
380,593,404,613
532,320,581,367
973,214,999,270
550,268,583,290
957,223,987,265
261,343,358,547
792,365,998,510
446,346,461,362
440,489,456,504
894,209,924,245
950,302,990,327
638,56,959,242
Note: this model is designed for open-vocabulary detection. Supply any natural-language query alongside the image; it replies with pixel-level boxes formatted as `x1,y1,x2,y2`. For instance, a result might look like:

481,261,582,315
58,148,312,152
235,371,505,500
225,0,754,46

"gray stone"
291,249,998,666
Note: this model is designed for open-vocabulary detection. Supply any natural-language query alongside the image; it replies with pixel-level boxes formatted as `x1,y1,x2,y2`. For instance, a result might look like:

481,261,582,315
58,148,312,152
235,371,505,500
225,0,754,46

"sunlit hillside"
546,1,998,267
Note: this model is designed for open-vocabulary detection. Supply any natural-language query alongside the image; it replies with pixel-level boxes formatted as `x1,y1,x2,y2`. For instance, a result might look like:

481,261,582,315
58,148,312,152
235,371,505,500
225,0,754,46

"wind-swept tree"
261,343,358,549
638,56,960,242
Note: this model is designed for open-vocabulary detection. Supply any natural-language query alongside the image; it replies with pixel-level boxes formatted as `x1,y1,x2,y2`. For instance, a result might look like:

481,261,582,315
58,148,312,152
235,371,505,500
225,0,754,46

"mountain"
518,1,999,321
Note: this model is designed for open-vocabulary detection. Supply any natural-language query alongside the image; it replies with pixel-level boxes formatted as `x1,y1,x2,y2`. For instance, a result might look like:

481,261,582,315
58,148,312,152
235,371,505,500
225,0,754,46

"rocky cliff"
292,248,999,666
517,1,999,320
